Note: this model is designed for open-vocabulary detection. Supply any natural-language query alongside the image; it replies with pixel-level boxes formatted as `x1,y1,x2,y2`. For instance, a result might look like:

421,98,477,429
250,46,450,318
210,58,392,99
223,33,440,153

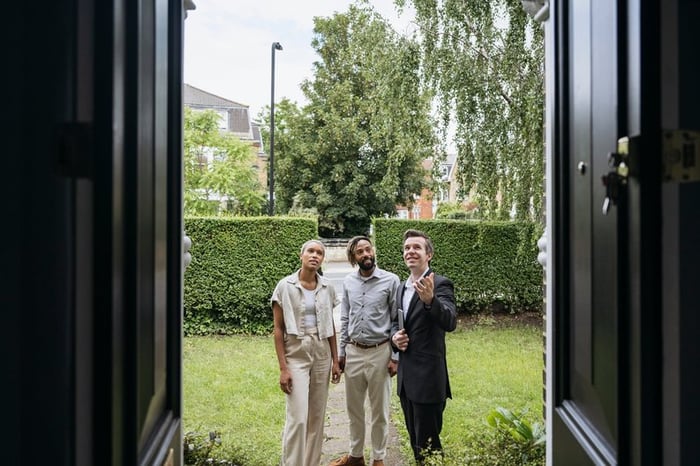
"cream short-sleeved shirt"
271,270,338,339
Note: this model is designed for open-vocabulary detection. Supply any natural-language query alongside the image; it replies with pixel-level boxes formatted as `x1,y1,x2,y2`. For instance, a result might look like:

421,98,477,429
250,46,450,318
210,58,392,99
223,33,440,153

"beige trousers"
344,342,392,461
281,333,331,466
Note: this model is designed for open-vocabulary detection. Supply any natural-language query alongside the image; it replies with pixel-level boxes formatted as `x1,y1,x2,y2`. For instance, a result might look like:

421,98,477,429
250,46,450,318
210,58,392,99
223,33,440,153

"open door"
91,0,185,464
7,0,185,464
549,0,623,463
548,0,664,463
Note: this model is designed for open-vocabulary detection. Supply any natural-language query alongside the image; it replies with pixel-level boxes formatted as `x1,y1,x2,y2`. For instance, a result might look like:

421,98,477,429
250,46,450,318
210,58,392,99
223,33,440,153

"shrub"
184,216,317,335
373,218,544,313
435,201,480,220
482,407,545,465
183,430,234,465
184,216,544,335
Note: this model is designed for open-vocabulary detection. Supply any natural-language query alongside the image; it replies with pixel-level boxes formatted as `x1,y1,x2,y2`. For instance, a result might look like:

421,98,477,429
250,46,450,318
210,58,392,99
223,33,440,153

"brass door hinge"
663,130,700,183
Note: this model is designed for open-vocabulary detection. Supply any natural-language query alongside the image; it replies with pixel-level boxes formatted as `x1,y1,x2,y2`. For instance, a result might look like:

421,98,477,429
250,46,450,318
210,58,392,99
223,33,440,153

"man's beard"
358,256,376,271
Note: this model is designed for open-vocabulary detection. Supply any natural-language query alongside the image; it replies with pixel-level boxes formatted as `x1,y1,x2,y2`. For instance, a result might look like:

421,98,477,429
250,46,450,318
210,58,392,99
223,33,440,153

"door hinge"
55,122,93,179
663,130,700,183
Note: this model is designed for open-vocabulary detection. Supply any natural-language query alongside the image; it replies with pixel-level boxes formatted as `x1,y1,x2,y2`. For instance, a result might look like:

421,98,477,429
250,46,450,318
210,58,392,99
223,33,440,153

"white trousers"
344,342,392,461
280,333,331,466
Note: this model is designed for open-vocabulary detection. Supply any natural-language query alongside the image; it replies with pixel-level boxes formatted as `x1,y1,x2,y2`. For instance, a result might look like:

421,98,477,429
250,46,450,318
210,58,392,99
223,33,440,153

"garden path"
320,258,407,465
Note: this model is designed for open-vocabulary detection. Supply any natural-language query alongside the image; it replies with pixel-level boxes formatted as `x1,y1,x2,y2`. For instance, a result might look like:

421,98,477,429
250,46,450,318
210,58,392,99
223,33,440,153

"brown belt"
349,339,389,349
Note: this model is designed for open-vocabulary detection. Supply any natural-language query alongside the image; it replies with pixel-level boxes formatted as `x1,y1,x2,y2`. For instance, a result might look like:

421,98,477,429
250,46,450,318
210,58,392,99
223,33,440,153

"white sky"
184,0,416,120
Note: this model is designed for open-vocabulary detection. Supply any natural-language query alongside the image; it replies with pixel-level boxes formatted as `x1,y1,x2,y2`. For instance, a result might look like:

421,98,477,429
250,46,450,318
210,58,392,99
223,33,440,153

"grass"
183,314,544,465
430,314,545,464
183,336,285,464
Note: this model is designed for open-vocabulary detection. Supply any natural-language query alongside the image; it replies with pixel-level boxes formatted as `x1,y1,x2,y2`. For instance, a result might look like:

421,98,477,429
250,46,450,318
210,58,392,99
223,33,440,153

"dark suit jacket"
393,270,457,404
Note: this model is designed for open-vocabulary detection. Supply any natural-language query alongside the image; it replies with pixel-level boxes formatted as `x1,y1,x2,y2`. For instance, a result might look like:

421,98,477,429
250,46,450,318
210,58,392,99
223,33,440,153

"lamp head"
273,42,283,51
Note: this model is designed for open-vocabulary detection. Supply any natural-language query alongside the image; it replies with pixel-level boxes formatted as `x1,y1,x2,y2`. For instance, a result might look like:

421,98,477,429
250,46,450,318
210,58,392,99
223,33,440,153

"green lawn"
435,315,545,464
183,315,544,465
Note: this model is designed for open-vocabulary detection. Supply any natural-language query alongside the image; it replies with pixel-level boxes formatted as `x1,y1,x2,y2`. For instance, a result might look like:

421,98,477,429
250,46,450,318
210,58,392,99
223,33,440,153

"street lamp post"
269,41,283,216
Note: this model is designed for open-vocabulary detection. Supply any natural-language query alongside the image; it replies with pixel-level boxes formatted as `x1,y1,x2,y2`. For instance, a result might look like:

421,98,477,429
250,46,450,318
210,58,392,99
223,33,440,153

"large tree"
267,1,436,237
257,98,310,215
397,0,545,221
184,107,266,216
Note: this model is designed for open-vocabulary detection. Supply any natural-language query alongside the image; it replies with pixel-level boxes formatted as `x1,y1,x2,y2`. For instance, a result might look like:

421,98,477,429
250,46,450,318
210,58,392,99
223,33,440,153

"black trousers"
400,395,446,461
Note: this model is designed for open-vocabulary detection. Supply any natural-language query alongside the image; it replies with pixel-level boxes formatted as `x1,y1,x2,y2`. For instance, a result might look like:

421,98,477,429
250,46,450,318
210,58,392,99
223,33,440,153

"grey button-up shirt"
339,266,400,357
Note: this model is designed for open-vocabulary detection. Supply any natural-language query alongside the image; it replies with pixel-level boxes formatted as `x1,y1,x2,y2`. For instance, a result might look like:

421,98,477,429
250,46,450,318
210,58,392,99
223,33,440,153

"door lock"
601,137,629,215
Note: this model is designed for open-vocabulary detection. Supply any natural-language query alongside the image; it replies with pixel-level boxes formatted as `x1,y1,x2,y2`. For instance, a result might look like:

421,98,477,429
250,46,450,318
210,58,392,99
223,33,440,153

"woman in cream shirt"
271,239,341,466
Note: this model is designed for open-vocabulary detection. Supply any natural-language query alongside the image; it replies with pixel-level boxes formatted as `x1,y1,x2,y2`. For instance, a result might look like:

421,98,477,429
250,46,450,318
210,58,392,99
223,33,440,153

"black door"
549,0,664,463
551,0,623,463
8,0,185,464
92,0,185,464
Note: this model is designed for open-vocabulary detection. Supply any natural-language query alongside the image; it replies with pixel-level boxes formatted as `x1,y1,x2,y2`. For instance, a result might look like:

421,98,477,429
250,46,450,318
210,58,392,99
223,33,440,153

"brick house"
183,83,268,187
395,153,459,219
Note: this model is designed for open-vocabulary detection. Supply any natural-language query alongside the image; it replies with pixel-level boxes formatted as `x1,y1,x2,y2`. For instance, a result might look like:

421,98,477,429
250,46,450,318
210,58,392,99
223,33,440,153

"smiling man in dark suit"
391,229,457,464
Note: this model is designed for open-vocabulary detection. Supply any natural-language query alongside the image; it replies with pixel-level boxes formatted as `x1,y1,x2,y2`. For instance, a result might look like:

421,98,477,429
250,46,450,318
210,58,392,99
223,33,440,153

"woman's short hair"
300,239,325,256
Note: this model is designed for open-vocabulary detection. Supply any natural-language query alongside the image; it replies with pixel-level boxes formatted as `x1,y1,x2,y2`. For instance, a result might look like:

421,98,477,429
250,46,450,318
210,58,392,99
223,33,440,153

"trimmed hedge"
184,216,544,335
184,216,318,335
373,218,544,313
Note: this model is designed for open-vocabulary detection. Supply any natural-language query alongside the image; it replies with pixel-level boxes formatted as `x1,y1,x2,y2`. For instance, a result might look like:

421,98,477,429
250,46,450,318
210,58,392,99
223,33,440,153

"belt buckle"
352,339,386,349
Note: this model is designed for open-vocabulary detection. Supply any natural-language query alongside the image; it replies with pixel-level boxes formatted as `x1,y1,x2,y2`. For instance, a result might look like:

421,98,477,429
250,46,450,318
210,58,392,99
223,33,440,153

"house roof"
251,122,264,152
183,83,266,150
444,153,457,179
184,83,248,108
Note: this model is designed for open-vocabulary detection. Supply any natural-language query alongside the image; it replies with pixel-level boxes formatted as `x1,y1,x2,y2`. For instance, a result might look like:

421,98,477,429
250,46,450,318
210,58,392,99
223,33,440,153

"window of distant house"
439,187,449,203
396,209,408,219
197,147,215,171
212,148,227,162
440,165,450,181
217,110,228,131
196,151,208,171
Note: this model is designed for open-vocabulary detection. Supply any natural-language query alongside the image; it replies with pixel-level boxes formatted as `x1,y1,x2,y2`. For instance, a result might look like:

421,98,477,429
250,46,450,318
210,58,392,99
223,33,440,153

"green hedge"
184,216,318,335
373,218,544,313
184,216,544,335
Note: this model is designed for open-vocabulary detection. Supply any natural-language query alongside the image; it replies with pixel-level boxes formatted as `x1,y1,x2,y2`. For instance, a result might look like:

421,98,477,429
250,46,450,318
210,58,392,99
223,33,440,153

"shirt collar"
406,267,430,286
288,270,326,289
356,266,382,280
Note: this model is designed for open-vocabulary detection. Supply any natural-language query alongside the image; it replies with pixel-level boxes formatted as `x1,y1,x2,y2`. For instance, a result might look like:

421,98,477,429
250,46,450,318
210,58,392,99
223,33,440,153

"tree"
396,0,545,221
263,1,436,237
257,98,309,215
184,107,266,216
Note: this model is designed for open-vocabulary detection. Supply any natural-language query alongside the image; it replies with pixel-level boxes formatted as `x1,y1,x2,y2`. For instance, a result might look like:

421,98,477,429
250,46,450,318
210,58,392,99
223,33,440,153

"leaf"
405,0,545,222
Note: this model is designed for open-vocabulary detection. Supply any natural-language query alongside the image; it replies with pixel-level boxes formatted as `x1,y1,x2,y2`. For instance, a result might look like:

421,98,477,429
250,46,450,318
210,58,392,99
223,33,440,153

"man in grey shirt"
329,236,401,466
